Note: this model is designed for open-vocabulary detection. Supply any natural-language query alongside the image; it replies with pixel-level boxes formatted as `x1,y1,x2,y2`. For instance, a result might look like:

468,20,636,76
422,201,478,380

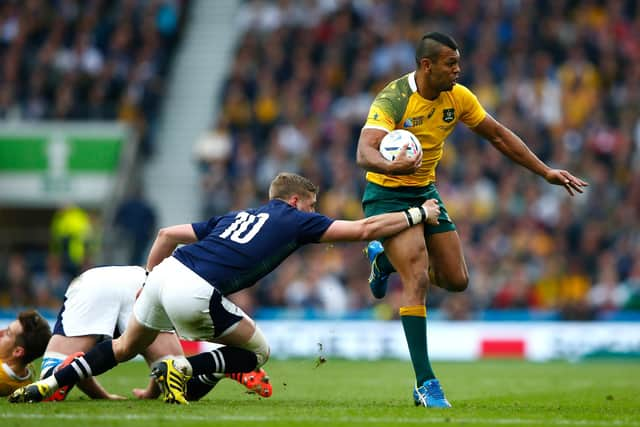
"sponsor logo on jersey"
403,116,424,128
443,108,455,123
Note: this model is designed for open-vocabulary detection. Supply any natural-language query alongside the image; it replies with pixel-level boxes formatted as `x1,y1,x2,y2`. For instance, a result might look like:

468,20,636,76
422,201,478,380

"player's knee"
256,346,270,368
40,352,65,379
446,272,469,292
243,326,270,368
112,338,138,362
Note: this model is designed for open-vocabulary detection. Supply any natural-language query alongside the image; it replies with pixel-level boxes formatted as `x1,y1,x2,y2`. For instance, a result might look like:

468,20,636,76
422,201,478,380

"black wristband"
403,209,414,226
418,206,427,222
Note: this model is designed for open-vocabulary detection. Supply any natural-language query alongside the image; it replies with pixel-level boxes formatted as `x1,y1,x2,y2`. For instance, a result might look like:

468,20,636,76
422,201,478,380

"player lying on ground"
0,310,51,397
9,172,441,405
39,265,271,401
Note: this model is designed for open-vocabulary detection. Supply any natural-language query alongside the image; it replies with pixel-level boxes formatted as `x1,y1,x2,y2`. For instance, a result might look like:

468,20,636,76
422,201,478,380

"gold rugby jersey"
363,72,486,187
0,360,34,396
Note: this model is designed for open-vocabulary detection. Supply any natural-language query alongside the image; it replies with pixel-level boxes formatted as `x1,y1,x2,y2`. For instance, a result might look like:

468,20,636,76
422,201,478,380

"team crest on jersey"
442,108,455,123
403,116,424,128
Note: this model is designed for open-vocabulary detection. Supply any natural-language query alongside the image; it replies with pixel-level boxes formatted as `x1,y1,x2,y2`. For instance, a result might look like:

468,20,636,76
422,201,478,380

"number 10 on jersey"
219,212,270,243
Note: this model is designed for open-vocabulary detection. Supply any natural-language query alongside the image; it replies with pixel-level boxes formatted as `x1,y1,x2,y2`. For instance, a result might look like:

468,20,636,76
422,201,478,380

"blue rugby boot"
364,241,390,299
413,379,451,408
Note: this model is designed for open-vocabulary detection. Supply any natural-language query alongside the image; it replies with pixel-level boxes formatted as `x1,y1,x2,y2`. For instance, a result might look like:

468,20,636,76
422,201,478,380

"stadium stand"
0,0,189,309
0,0,187,156
199,0,640,321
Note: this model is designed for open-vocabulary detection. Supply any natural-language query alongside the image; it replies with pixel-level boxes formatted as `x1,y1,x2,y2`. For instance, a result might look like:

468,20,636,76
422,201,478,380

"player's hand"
421,199,441,225
389,143,423,175
105,393,127,400
544,169,588,196
132,387,160,400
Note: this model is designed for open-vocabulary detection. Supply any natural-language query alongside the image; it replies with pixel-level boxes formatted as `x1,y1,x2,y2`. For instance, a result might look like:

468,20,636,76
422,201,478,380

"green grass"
1,359,639,427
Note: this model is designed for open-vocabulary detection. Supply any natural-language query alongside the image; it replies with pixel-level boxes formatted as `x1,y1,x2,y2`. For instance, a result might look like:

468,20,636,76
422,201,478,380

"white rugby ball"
379,129,422,161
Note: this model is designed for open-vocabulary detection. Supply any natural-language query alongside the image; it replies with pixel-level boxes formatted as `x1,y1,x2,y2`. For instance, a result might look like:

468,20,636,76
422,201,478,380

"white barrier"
3,317,638,361
199,320,640,361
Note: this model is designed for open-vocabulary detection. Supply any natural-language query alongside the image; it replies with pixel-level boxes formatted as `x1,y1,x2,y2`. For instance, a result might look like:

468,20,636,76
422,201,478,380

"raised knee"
447,274,469,292
244,326,270,368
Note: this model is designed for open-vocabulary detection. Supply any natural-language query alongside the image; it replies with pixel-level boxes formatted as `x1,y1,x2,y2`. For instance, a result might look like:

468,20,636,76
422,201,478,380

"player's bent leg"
10,339,118,404
112,317,160,362
186,374,220,401
141,331,184,365
426,230,469,292
41,352,86,401
365,240,393,299
186,321,272,400
232,322,270,368
222,323,272,397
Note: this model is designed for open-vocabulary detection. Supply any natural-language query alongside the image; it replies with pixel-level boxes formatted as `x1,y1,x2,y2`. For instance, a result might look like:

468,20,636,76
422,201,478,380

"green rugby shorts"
362,181,455,238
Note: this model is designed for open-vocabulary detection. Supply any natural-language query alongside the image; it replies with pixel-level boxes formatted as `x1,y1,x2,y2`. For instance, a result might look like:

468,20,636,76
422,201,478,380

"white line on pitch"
0,412,636,427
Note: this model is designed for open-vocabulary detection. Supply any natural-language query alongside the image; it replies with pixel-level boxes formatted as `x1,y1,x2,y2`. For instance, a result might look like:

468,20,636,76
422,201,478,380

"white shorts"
55,266,146,337
134,257,247,341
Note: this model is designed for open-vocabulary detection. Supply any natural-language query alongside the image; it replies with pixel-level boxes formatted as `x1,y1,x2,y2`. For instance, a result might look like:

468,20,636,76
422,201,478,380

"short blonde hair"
268,172,318,200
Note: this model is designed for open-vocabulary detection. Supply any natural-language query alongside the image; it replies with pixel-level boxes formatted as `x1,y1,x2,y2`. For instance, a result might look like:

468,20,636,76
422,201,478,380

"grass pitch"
1,359,638,427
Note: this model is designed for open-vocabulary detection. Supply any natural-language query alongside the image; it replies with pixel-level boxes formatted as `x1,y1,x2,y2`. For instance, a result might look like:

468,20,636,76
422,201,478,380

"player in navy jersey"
10,172,442,405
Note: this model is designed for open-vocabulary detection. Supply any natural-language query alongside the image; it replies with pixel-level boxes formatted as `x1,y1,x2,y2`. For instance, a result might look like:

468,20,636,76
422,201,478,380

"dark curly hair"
17,310,52,364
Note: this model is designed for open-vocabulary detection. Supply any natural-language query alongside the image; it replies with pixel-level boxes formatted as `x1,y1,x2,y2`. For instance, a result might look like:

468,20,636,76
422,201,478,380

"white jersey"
56,266,146,337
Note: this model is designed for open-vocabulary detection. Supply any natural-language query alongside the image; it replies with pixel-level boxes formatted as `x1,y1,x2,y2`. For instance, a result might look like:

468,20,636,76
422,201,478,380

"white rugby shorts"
134,256,247,341
57,266,146,337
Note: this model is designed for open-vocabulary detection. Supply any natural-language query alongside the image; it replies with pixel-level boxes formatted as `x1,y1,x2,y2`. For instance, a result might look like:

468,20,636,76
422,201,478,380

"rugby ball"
379,129,422,161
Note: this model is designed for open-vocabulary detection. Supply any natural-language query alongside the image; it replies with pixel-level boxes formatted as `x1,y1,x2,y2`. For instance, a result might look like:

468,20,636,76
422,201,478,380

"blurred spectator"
588,251,630,312
31,254,70,309
623,258,640,311
0,253,33,308
492,263,538,310
284,247,349,316
113,186,157,266
193,123,234,217
50,204,94,276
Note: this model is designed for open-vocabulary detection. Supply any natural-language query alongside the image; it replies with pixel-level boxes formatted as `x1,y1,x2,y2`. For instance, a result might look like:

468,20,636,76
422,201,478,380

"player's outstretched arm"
356,128,422,175
77,377,126,400
319,199,440,243
472,114,588,195
146,224,198,271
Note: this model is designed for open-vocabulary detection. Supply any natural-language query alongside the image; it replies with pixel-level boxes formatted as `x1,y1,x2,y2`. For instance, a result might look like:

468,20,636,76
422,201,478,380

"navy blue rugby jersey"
173,199,334,295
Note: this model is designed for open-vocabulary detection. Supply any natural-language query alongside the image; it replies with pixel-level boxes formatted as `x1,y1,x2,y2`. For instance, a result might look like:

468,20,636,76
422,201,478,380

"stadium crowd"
1,0,639,321
0,0,187,155
0,0,186,306
193,0,640,321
